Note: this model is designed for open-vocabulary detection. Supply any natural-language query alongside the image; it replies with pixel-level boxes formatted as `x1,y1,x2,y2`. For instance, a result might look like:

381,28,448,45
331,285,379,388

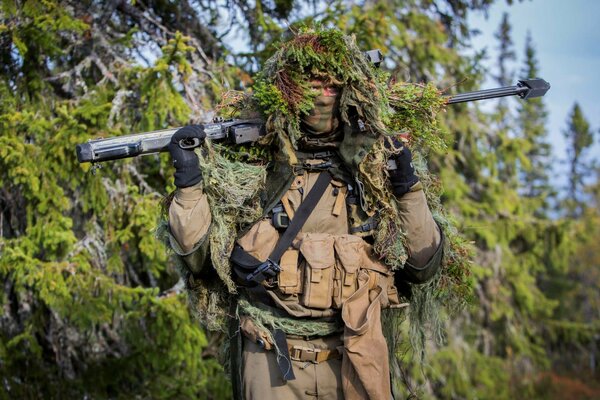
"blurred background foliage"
0,0,598,398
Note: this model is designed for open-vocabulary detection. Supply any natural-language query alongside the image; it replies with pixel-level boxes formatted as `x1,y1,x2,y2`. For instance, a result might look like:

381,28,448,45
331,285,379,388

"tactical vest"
230,151,401,318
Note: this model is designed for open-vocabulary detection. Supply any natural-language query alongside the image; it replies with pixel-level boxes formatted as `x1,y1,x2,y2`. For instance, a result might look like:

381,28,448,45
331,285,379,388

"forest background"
1,0,599,399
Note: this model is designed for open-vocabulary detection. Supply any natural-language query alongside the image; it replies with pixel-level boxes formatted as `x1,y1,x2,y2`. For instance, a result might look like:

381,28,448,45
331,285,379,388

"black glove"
386,138,419,197
168,125,206,188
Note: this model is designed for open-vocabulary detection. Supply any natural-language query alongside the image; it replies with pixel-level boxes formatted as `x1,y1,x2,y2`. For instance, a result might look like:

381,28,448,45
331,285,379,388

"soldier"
166,29,443,399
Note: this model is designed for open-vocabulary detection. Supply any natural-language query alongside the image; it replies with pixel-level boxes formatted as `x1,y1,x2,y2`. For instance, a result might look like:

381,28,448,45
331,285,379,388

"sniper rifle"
75,78,550,165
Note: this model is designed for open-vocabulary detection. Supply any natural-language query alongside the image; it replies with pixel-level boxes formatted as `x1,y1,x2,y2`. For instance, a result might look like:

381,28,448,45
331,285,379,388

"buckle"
289,346,303,360
349,217,378,234
303,160,332,170
288,345,339,363
289,346,319,362
271,205,289,229
245,259,281,283
311,150,335,160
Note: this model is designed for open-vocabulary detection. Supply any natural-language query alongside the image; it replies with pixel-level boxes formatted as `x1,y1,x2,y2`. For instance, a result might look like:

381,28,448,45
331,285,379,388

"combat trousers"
242,334,344,399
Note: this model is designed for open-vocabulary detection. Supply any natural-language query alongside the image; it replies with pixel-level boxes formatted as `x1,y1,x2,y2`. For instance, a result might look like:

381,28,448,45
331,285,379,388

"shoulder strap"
270,171,332,262
231,171,332,283
229,172,333,383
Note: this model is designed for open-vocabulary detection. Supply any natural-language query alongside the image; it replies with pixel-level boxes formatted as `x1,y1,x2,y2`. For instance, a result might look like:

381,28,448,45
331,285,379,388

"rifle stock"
76,119,263,164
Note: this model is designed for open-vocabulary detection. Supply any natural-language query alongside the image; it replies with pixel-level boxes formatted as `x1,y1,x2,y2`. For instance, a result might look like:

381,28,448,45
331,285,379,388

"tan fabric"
333,235,362,308
237,218,279,262
264,231,396,318
300,233,336,309
168,171,440,399
242,334,344,400
285,171,349,235
397,182,441,267
278,249,303,295
288,344,342,363
341,271,390,400
168,183,212,254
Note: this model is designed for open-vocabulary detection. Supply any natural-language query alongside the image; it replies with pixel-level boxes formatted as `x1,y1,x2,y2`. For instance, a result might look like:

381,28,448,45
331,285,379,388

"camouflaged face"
300,83,341,136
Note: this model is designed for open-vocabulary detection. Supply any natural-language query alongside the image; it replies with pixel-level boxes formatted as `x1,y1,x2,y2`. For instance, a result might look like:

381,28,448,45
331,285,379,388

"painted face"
300,80,341,136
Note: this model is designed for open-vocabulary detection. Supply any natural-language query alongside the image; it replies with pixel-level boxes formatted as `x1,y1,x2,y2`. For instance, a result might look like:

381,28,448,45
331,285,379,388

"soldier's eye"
323,86,338,96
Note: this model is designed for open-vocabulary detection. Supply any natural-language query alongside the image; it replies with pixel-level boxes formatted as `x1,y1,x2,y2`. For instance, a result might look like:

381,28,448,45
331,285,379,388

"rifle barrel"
75,79,550,164
446,78,550,104
447,86,527,104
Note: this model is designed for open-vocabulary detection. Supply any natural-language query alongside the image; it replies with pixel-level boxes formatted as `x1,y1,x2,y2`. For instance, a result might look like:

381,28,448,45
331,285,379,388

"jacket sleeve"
395,181,444,283
168,183,212,275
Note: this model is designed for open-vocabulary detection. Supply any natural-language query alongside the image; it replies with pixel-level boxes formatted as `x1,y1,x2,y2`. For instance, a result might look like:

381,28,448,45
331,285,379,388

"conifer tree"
0,1,235,397
541,167,600,386
563,102,594,217
495,13,516,87
518,32,552,211
1,1,592,398
493,12,518,184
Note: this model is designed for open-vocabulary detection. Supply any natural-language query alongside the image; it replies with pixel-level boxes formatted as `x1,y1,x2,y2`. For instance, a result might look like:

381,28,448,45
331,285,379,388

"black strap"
273,329,295,381
231,171,333,284
230,172,333,382
228,302,244,400
350,215,378,234
271,171,332,263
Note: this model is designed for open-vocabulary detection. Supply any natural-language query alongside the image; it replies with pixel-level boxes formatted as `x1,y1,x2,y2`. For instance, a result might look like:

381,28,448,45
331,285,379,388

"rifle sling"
230,171,332,382
231,171,332,279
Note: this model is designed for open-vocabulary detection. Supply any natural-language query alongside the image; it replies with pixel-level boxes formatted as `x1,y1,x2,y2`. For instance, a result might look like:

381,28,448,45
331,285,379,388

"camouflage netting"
197,142,267,293
166,27,473,365
251,26,472,327
158,141,269,331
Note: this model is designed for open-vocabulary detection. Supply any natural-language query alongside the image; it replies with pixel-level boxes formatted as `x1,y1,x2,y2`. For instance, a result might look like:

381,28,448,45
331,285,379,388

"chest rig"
231,151,336,287
229,163,334,383
231,150,377,304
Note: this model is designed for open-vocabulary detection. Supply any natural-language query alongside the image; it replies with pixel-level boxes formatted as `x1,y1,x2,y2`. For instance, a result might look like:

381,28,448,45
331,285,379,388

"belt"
288,345,342,364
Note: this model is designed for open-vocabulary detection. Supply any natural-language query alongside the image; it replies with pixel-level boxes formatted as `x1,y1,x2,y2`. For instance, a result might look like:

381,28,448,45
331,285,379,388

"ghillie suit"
161,27,472,395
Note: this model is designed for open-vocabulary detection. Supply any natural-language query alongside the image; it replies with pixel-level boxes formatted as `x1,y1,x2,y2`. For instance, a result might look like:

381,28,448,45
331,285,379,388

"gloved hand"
386,138,419,197
168,125,206,188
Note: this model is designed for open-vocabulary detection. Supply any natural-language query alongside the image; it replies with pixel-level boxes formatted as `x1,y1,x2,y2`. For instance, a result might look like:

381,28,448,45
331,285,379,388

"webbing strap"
288,345,342,363
230,172,332,284
270,171,332,263
273,329,295,381
230,172,333,382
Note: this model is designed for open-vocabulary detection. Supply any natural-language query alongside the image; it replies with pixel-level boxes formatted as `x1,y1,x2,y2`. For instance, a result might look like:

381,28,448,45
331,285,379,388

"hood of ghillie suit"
252,28,388,169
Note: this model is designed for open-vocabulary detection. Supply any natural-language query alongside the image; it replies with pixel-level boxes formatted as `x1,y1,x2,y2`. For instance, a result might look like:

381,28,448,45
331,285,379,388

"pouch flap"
333,235,363,273
236,219,279,262
290,174,305,190
331,179,346,188
299,233,335,270
279,249,300,288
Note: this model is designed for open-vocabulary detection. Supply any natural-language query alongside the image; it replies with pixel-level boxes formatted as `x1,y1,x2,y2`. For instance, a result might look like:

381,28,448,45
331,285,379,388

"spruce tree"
1,1,590,398
543,167,600,385
518,32,552,212
563,102,594,217
495,12,516,87
493,12,518,184
0,1,234,397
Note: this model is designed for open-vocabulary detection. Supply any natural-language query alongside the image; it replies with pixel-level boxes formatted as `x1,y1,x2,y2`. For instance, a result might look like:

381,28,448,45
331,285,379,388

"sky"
468,0,600,171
